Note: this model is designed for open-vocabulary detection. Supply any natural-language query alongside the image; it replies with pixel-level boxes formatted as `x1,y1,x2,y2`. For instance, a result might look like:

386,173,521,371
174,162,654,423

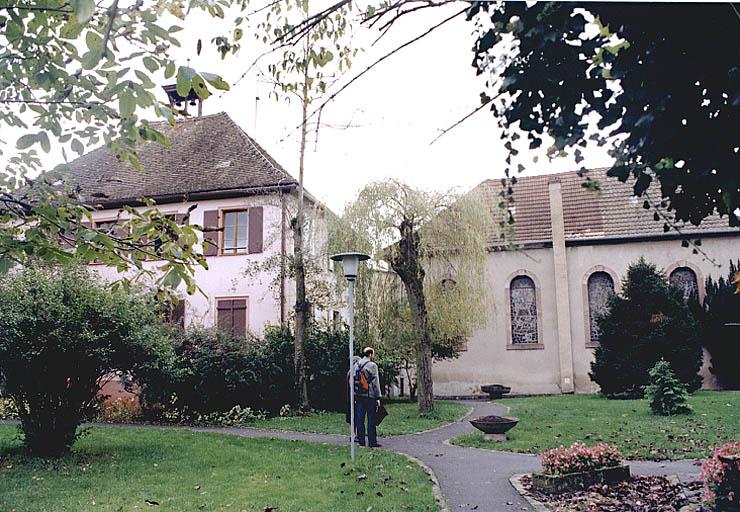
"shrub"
701,260,740,389
97,397,142,423
195,405,265,427
0,263,171,456
700,442,740,507
541,443,623,476
0,397,17,420
644,359,692,416
590,258,703,398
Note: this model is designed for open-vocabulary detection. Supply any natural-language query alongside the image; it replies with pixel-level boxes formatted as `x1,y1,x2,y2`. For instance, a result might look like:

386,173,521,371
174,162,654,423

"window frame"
666,261,704,303
219,208,250,256
505,270,544,350
582,266,618,348
215,296,249,337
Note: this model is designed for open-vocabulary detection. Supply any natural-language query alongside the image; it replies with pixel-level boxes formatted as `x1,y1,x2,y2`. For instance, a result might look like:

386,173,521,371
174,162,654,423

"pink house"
65,111,335,336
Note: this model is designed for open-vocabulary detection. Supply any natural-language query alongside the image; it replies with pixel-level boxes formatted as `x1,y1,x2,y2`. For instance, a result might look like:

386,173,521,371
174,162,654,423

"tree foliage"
1,0,235,293
331,180,491,411
468,2,739,229
0,263,170,456
590,258,703,398
700,260,740,389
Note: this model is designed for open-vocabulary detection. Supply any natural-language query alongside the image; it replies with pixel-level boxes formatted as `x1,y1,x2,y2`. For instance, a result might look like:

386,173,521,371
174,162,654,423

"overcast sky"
3,2,614,213
159,3,614,212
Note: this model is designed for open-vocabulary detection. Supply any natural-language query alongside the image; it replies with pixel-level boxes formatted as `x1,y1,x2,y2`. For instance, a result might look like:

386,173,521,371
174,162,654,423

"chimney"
162,84,204,117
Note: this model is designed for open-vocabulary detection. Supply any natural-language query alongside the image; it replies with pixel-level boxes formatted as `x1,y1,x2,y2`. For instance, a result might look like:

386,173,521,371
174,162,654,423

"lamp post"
330,252,370,462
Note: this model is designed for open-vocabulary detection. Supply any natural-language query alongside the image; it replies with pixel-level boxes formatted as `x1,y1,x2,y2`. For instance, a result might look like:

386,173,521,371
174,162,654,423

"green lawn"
252,400,469,436
450,391,739,461
0,425,440,512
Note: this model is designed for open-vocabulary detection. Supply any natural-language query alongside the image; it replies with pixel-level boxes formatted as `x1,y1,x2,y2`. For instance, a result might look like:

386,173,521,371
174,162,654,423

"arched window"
587,272,615,343
669,267,699,301
510,275,539,344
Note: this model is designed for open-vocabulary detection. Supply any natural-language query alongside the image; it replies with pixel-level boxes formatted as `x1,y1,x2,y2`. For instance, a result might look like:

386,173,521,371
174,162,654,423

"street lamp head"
330,252,370,280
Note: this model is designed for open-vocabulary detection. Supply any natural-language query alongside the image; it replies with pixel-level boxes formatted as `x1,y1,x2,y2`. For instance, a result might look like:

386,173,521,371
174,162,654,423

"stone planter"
531,465,631,494
470,415,519,441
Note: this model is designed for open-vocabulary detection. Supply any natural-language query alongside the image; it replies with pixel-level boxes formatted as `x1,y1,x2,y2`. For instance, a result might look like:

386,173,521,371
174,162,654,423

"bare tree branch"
429,93,498,145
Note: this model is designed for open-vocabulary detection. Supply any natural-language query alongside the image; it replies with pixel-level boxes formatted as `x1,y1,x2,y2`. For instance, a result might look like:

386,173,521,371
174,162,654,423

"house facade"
432,169,739,396
65,112,333,336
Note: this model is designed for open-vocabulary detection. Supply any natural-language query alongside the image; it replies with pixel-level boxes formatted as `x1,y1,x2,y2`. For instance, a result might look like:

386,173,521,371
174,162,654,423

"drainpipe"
549,178,575,393
278,178,287,327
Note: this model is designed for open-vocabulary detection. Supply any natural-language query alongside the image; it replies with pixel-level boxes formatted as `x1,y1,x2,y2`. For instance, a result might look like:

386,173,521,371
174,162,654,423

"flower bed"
700,441,740,510
533,443,629,493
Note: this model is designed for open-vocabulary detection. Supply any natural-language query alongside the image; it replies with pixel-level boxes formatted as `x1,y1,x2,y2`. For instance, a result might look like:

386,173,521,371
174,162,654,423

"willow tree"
333,180,491,413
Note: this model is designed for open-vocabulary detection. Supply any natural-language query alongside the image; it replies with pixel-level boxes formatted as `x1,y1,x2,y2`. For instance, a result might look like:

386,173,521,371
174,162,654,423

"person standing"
355,347,382,448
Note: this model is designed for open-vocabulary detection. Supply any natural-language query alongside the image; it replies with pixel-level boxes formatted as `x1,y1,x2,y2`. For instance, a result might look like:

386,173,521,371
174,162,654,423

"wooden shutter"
248,206,263,254
171,300,185,327
216,298,248,337
202,210,219,256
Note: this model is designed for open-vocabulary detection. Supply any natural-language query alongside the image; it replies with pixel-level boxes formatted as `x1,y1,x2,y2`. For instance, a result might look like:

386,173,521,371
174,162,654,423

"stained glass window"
510,275,538,344
669,267,699,302
587,271,615,343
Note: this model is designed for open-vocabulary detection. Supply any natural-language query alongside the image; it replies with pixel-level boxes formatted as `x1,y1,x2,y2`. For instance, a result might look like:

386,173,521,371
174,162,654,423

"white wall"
89,192,333,336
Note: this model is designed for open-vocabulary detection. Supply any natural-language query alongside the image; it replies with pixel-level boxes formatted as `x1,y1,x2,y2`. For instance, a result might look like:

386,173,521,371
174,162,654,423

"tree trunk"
389,219,435,413
292,46,311,411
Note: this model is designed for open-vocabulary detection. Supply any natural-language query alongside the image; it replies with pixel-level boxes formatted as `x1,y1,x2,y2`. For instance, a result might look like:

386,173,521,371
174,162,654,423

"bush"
590,258,703,398
138,323,402,418
194,405,265,427
541,443,623,476
644,359,692,416
701,260,740,389
0,397,18,420
0,263,171,456
700,442,740,507
97,397,142,423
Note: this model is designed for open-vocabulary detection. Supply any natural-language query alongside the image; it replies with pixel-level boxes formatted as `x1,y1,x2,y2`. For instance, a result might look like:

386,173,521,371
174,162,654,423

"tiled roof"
475,168,738,245
62,112,297,205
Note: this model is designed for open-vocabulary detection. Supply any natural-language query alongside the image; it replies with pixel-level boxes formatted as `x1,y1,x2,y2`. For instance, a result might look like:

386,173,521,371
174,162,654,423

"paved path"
179,400,703,511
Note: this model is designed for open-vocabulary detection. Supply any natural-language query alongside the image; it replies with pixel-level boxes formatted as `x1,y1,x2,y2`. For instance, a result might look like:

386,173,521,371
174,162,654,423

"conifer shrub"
590,258,703,398
700,260,740,389
644,359,692,416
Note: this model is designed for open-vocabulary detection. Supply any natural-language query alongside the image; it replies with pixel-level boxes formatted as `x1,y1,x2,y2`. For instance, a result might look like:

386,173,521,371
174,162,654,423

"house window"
222,210,249,255
587,271,614,344
509,275,539,344
669,267,699,302
216,298,248,336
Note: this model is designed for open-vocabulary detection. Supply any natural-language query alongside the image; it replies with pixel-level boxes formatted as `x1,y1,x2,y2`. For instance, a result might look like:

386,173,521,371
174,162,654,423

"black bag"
375,403,388,425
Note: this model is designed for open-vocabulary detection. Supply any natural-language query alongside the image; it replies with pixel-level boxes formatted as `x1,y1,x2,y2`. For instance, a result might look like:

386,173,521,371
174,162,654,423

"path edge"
400,452,451,512
509,473,549,512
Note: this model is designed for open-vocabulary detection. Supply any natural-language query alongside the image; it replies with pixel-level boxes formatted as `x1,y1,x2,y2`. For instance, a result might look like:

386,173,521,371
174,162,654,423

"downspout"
278,178,287,327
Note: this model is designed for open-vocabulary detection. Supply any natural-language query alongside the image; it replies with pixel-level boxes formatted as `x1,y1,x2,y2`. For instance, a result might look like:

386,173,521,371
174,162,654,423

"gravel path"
3,401,704,511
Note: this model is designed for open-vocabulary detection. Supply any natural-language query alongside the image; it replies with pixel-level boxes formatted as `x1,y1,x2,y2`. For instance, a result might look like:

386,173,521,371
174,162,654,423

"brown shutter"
171,300,185,327
232,299,247,337
174,213,189,225
202,210,219,256
216,298,248,337
248,206,263,254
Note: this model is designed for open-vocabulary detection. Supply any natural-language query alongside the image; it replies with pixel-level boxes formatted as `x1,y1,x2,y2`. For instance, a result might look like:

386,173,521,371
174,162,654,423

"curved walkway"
187,400,702,511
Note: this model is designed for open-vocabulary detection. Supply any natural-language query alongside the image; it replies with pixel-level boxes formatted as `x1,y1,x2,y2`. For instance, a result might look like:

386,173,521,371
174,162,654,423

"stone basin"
480,384,511,400
469,415,519,435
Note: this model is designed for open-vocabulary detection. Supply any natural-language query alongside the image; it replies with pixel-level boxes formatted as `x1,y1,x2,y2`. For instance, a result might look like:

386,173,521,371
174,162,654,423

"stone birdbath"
470,415,519,441
480,384,511,400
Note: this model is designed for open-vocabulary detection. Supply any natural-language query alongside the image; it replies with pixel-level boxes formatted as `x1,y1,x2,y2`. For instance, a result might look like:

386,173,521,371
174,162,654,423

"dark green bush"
0,264,170,456
139,323,402,417
645,359,692,416
590,258,703,398
700,260,740,389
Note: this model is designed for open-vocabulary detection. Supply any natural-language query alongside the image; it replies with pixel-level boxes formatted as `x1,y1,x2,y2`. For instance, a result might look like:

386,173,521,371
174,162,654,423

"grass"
0,425,440,512
252,400,469,436
450,391,738,461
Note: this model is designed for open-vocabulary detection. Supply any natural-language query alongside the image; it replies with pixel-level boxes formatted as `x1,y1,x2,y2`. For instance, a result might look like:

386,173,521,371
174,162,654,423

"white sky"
3,3,614,213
